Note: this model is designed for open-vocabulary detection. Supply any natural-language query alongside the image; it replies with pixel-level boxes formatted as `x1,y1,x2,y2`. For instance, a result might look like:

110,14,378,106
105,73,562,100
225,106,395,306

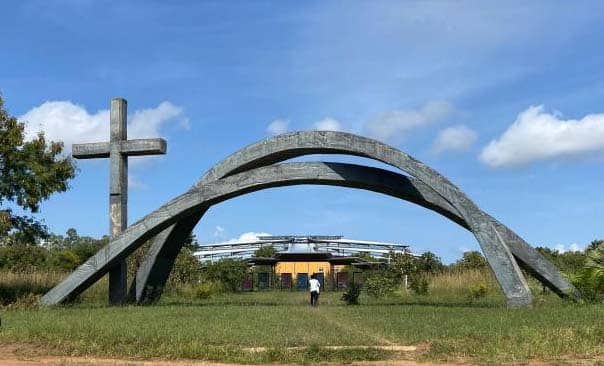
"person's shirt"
309,278,320,293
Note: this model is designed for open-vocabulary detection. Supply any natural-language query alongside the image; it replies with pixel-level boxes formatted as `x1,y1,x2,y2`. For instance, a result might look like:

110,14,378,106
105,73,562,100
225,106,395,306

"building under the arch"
195,235,409,290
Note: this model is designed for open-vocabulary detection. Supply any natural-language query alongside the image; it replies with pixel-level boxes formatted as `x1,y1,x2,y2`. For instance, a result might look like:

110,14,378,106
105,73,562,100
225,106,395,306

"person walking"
309,273,321,306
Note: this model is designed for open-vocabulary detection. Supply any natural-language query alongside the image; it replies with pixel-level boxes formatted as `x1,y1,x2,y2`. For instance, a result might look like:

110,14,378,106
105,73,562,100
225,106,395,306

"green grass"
1,269,603,364
1,291,603,364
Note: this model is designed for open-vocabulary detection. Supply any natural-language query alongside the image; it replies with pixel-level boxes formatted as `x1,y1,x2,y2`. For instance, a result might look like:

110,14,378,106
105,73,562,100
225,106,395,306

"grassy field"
1,270,603,364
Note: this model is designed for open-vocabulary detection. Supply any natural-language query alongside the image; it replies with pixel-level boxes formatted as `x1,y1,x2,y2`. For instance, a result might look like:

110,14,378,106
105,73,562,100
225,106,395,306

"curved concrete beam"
45,162,454,304
136,131,534,306
136,162,577,304
42,161,575,306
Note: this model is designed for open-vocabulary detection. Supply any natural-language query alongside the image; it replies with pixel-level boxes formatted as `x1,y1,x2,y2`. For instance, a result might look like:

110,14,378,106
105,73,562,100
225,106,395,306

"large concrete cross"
72,98,167,304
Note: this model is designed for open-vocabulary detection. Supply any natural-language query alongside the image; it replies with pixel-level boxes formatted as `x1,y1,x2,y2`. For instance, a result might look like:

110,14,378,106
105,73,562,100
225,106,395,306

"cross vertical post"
109,98,128,304
72,97,167,305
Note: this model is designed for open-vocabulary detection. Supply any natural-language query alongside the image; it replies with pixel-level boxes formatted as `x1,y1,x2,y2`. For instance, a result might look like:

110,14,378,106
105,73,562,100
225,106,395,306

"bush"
194,280,223,299
570,243,604,303
169,247,203,286
468,282,488,300
409,275,430,295
341,282,361,305
364,269,399,298
48,249,80,271
202,259,249,292
0,245,48,271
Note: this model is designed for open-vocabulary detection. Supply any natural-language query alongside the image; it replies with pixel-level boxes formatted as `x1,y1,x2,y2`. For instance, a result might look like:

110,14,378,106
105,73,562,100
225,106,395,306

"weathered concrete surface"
128,213,207,303
54,131,577,306
135,131,553,306
196,131,536,305
136,161,577,304
43,162,458,304
71,98,168,305
41,160,576,305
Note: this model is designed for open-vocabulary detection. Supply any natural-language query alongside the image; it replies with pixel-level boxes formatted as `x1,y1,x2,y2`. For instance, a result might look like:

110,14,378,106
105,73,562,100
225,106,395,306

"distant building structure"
194,235,410,290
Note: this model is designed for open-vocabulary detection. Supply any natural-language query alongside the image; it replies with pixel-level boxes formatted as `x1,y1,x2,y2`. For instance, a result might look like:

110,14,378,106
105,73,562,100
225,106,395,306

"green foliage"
468,282,489,300
253,245,277,258
193,280,224,299
536,246,586,274
48,249,80,271
571,242,604,303
0,228,106,272
202,259,249,292
388,250,417,275
0,244,47,271
340,282,361,305
361,251,438,298
409,274,430,295
169,247,203,286
451,251,488,271
363,268,400,298
416,251,445,273
355,251,377,262
0,95,76,242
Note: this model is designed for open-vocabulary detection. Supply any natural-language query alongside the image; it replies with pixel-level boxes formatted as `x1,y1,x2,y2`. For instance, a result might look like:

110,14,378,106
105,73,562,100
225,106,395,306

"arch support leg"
130,213,205,304
476,221,533,307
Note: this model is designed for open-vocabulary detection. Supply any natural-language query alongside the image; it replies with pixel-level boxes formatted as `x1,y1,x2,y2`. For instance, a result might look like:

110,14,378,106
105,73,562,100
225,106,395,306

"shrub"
0,245,48,271
570,244,604,303
409,275,430,295
364,269,399,298
48,249,80,271
194,280,223,299
202,259,248,292
341,282,361,305
468,282,488,300
169,247,203,285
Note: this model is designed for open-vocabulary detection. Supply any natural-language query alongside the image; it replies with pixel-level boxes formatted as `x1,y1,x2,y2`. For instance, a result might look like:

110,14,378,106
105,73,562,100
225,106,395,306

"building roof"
195,234,410,263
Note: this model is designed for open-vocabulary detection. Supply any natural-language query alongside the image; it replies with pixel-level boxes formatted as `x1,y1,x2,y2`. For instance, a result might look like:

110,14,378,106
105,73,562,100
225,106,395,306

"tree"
0,95,76,244
202,259,249,292
253,245,277,258
587,240,604,252
536,247,586,274
417,251,445,274
452,251,488,271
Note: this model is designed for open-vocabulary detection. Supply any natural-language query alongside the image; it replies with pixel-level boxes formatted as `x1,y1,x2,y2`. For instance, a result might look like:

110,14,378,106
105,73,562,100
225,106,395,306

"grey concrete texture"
43,162,474,305
137,131,576,305
45,131,578,307
71,98,168,305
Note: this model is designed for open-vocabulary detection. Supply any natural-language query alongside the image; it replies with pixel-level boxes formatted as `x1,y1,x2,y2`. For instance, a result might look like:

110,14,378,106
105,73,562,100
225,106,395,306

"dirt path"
1,344,602,366
0,344,439,366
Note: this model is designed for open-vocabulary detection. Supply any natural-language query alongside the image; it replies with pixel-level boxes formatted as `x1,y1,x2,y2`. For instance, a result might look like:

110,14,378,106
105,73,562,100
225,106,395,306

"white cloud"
19,100,187,154
364,101,453,142
432,125,477,154
554,243,584,253
226,231,272,244
480,105,604,167
213,225,225,239
313,117,342,131
267,119,289,135
128,175,147,190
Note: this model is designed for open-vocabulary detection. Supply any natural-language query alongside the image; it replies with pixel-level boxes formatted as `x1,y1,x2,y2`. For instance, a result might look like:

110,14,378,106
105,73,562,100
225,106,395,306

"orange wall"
275,262,347,276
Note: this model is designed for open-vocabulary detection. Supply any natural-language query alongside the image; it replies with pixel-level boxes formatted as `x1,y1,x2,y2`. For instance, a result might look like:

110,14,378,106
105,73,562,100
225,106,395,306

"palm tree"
572,243,604,302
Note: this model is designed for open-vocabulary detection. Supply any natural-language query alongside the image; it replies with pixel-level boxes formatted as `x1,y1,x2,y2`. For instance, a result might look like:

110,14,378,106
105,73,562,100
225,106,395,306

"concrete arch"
135,131,574,306
42,162,577,306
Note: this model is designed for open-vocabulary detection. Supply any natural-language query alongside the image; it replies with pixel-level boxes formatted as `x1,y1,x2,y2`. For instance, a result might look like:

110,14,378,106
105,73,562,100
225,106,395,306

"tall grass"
0,270,63,305
0,268,547,307
0,270,110,306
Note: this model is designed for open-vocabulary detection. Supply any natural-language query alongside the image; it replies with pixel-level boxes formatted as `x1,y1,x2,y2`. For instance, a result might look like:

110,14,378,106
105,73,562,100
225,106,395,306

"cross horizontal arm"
72,142,110,159
120,138,167,156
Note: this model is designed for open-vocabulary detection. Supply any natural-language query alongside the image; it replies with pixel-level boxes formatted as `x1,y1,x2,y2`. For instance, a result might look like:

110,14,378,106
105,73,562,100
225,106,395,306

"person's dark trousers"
310,291,319,306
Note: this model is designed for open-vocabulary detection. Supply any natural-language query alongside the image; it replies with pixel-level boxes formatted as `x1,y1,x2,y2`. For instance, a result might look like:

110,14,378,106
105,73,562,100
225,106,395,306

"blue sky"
2,1,604,262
